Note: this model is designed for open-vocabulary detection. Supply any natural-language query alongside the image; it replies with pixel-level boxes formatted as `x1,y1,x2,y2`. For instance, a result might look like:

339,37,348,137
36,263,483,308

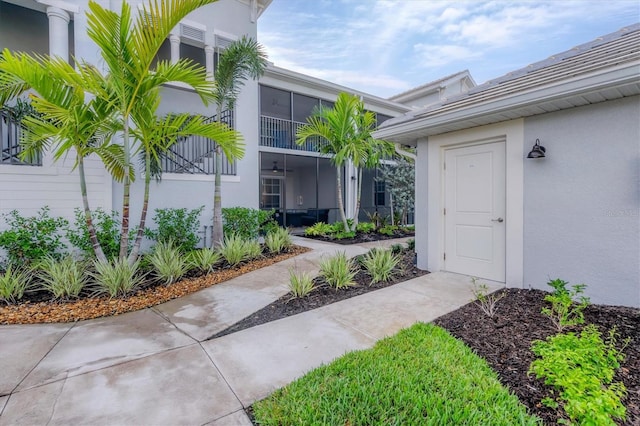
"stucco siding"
523,96,640,307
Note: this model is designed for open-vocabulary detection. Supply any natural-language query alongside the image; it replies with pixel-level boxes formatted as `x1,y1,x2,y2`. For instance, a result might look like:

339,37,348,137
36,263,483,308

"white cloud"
413,43,483,68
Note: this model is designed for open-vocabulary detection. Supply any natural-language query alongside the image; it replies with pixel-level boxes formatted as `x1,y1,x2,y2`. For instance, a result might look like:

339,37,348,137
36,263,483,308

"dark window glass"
181,43,205,68
375,180,385,206
292,94,320,123
260,86,291,120
377,113,393,127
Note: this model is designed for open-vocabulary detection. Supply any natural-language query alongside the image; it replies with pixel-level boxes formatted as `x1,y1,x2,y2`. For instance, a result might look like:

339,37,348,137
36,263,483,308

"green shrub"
146,241,189,285
378,224,398,236
361,248,399,284
542,278,590,332
219,235,255,267
253,323,540,425
471,277,505,318
288,267,314,298
333,231,356,240
37,255,88,299
144,206,203,253
265,227,292,254
529,325,627,425
390,243,404,254
66,208,123,260
0,207,68,266
188,248,221,274
304,222,333,237
407,238,415,250
222,207,277,240
356,222,376,233
0,266,32,304
365,211,388,229
319,252,356,289
91,259,144,298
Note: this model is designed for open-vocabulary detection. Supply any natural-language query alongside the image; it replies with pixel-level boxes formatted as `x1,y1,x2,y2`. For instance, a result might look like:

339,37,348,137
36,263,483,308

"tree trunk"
335,165,349,232
78,155,107,262
128,149,151,265
389,192,395,226
211,103,224,248
119,119,131,260
353,166,363,231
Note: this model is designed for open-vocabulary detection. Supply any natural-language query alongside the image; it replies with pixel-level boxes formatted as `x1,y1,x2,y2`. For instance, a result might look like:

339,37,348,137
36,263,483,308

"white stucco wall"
523,96,640,307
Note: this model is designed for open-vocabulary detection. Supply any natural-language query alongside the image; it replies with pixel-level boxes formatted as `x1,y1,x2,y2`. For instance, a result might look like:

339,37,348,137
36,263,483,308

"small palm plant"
360,248,399,284
0,266,32,304
288,267,314,298
37,255,88,299
265,227,292,254
146,241,189,285
188,248,221,274
91,258,144,298
319,251,357,289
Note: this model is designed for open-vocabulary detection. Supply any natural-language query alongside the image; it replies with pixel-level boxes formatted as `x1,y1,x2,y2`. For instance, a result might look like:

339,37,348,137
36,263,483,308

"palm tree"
84,0,223,261
129,101,243,262
0,51,127,262
296,92,394,232
210,35,268,248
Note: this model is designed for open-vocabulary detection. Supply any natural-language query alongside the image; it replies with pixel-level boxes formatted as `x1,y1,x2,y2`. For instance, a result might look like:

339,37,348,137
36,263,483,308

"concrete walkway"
0,237,501,426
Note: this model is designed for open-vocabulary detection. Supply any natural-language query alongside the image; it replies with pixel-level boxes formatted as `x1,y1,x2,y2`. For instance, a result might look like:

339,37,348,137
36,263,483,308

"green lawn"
252,323,540,425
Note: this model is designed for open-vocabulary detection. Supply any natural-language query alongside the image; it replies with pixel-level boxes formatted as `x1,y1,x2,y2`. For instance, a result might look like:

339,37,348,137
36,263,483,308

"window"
292,94,319,123
374,180,385,206
260,86,291,120
1,108,41,166
376,113,393,127
261,178,282,209
180,43,205,68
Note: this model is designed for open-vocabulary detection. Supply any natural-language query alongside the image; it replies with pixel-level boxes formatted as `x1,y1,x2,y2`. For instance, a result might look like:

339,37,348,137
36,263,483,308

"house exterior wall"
417,120,525,287
523,96,640,307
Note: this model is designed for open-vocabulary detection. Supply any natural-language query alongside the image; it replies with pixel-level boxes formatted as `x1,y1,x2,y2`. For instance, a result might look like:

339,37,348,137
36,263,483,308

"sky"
257,0,640,99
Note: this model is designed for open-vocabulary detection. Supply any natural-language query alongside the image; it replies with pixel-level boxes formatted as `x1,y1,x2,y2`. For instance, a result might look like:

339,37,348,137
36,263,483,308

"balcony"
260,116,327,152
161,110,236,175
1,109,42,166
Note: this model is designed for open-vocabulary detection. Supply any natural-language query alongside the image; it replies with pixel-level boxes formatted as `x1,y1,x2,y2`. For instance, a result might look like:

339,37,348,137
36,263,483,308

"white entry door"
444,142,506,282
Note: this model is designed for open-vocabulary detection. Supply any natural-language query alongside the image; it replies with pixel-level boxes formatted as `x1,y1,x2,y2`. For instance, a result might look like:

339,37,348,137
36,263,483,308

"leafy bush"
37,255,88,299
219,235,256,267
253,323,540,425
146,241,189,285
542,278,590,331
66,208,122,260
360,248,399,284
471,277,505,318
407,238,415,251
529,325,627,424
91,259,144,298
319,252,356,289
365,211,388,229
222,207,277,240
288,267,314,298
188,248,221,274
244,239,263,261
265,227,292,254
0,207,68,266
378,224,398,236
356,222,376,233
304,222,333,237
0,266,32,304
333,231,356,240
144,206,203,253
390,243,404,254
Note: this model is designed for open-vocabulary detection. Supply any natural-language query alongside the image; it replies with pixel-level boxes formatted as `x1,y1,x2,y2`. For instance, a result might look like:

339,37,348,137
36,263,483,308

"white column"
46,6,70,61
169,33,181,64
205,45,214,81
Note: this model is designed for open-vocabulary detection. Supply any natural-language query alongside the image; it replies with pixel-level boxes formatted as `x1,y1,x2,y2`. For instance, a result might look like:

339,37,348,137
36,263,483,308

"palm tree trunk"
353,166,363,231
128,149,151,265
119,119,131,260
389,192,395,226
78,155,107,262
211,103,224,248
335,165,349,232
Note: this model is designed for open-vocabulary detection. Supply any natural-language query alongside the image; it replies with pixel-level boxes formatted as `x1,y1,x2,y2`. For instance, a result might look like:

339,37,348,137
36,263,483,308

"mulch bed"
434,289,640,425
210,249,426,339
0,246,310,325
301,229,414,245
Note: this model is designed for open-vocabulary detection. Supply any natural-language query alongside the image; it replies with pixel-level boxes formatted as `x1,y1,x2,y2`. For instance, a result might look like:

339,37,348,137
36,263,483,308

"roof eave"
375,62,640,145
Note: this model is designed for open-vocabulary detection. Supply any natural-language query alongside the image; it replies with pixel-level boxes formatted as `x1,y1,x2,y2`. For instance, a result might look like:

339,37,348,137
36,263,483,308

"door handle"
491,218,504,223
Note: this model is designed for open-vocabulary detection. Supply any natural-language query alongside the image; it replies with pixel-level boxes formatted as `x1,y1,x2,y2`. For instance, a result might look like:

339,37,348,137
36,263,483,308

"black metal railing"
260,115,328,152
0,109,41,166
161,110,236,175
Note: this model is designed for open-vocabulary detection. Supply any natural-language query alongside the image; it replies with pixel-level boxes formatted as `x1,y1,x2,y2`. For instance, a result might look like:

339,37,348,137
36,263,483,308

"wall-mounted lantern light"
527,139,546,159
